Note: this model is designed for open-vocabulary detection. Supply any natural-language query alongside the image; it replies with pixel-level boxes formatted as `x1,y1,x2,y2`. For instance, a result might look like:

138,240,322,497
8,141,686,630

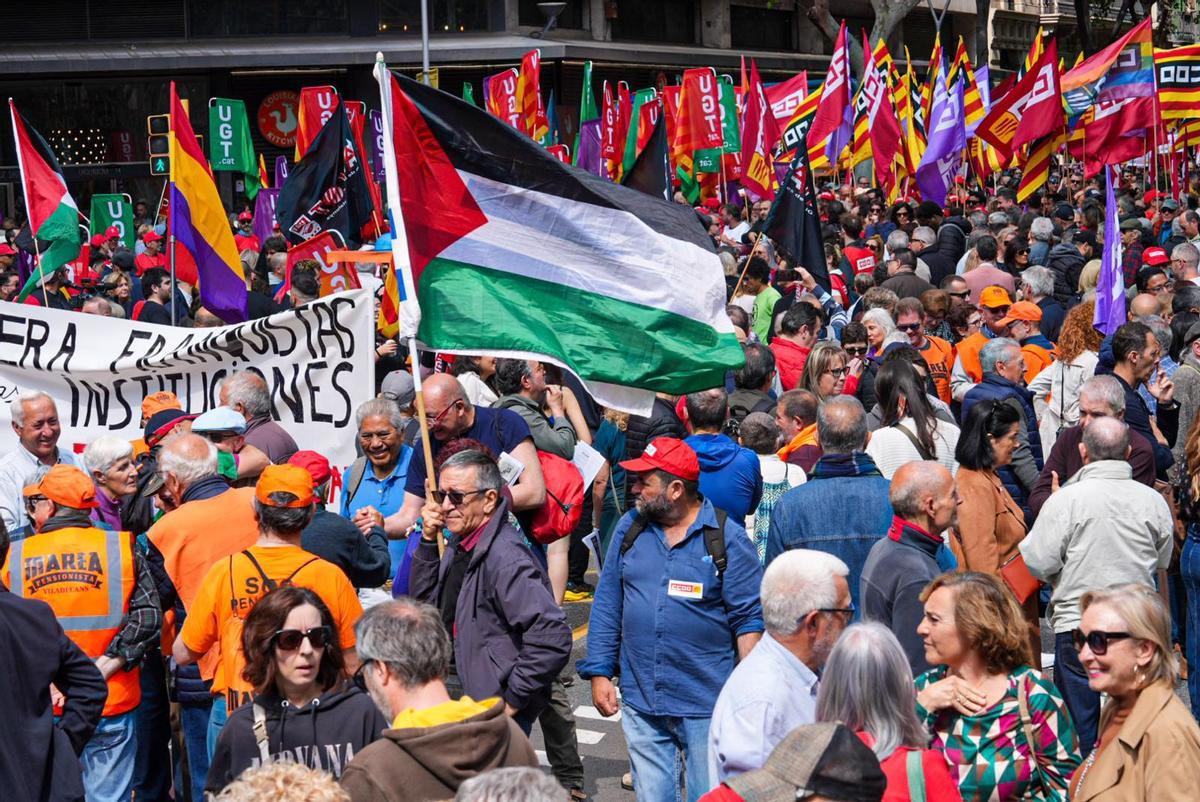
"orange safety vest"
5,527,141,717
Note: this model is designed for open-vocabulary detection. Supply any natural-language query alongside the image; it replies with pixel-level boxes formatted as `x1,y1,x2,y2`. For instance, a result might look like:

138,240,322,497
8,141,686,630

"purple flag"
915,69,965,205
274,156,289,189
1094,166,1126,335
368,110,386,184
576,119,603,176
252,188,279,248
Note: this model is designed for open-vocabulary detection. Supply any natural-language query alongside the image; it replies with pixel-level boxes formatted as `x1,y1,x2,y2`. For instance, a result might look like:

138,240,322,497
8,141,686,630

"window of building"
379,0,491,34
189,0,349,37
610,0,695,44
731,5,794,51
518,0,585,29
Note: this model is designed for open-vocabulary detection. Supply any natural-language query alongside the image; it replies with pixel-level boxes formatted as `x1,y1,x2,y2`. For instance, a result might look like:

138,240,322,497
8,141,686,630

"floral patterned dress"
914,665,1081,801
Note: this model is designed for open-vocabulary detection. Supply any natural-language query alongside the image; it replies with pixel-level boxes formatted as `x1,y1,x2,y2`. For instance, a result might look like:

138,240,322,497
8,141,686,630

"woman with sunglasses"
915,572,1079,802
1002,236,1031,278
1068,585,1200,801
891,202,915,235
206,585,387,795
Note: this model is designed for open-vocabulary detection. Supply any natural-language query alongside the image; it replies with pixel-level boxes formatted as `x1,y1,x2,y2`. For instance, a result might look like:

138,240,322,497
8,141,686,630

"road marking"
575,704,621,722
536,750,550,767
576,728,606,745
573,624,588,641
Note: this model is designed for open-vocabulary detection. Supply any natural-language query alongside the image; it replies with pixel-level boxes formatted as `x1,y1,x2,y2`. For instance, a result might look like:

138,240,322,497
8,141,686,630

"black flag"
621,111,671,201
762,144,828,290
276,101,373,247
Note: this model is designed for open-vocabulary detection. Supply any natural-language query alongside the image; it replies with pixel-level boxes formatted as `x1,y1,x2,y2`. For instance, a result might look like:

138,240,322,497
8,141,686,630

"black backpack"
618,508,729,580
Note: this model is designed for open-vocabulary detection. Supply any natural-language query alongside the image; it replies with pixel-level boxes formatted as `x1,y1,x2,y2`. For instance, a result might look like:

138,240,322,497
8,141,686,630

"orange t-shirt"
1023,342,1057,386
180,543,362,710
918,336,956,404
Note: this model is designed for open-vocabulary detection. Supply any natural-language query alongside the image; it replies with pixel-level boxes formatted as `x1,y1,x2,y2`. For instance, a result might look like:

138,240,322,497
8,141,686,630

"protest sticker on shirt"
0,289,374,472
667,580,704,600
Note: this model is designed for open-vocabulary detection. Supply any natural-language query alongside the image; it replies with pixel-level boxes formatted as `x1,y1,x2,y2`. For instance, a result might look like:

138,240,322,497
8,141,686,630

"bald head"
423,373,466,410
815,395,867,454
422,373,470,441
1081,416,1130,463
158,433,219,494
890,461,956,532
81,297,111,316
1130,293,1160,318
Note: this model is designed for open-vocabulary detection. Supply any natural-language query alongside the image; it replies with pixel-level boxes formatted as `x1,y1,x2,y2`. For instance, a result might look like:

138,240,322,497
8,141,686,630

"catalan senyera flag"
952,38,986,136
1016,132,1063,202
169,82,247,323
257,153,270,189
377,261,400,338
9,100,81,301
1155,44,1200,121
517,49,549,142
921,32,943,128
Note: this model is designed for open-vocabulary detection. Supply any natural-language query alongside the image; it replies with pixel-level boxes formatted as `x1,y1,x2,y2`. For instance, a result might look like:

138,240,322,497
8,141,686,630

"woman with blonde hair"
798,342,852,402
1028,300,1103,450
915,572,1079,801
1078,259,1102,295
1069,585,1200,800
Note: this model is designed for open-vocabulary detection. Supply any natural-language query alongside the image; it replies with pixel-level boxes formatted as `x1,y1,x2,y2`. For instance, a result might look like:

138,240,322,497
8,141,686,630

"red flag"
518,49,549,141
295,85,338,161
765,71,808,128
976,39,1063,165
484,68,521,129
600,81,620,161
739,60,780,200
677,68,723,153
807,22,853,162
860,32,904,194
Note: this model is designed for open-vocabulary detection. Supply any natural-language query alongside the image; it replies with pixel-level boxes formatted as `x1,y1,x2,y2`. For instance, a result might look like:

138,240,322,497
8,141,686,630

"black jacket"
1046,243,1086,306
860,520,943,676
0,587,107,802
301,510,391,589
923,218,967,287
1037,297,1067,343
207,683,388,795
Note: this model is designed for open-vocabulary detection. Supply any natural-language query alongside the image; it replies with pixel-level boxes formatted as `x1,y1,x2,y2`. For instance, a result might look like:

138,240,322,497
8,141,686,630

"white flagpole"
374,54,442,557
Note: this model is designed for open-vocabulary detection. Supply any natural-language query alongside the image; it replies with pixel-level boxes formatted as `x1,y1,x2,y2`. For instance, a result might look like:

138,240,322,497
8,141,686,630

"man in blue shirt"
579,437,763,802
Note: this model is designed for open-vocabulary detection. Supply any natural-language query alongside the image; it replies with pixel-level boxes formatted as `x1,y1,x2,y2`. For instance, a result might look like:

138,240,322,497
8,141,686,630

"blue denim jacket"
578,500,764,718
764,456,893,613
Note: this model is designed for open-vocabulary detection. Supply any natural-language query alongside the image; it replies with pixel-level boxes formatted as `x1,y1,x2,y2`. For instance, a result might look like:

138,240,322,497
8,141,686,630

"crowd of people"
7,163,1200,802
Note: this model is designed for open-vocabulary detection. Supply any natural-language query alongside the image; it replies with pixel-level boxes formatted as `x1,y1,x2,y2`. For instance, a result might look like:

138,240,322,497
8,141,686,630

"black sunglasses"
948,290,970,299
897,322,922,332
273,625,332,651
1016,249,1030,256
1071,628,1132,655
844,345,868,356
439,488,487,507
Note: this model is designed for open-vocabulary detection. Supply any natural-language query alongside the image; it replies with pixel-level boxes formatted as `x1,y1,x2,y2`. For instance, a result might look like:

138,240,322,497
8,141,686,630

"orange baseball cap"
979,286,1013,309
996,301,1043,328
23,464,99,509
142,391,182,419
255,464,315,508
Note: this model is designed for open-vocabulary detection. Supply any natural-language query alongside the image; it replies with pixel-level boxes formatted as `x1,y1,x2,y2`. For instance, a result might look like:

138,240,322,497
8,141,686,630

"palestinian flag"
9,101,81,300
374,65,742,411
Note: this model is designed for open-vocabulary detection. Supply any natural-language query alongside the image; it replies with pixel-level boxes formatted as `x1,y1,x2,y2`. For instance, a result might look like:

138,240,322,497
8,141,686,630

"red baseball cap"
1143,246,1169,267
143,230,163,243
289,450,332,488
89,234,106,248
105,225,120,240
619,437,700,482
237,211,253,222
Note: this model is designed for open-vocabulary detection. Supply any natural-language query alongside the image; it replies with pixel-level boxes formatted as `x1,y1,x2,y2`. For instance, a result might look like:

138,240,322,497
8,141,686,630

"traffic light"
147,114,170,175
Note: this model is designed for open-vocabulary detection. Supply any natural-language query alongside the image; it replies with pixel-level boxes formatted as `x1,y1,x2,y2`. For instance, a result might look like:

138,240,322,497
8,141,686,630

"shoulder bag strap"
345,456,368,504
905,750,927,802
1016,672,1044,790
892,422,934,461
251,703,271,762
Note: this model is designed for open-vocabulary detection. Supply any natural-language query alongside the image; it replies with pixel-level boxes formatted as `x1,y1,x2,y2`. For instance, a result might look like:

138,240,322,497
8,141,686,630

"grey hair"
1021,265,1054,298
1030,217,1054,242
1137,314,1172,357
1083,416,1130,462
441,449,503,493
980,337,1021,374
356,397,404,432
739,411,781,455
886,230,909,253
219,371,271,418
11,390,54,428
158,436,218,484
1078,374,1126,415
911,226,936,246
82,435,133,476
455,768,568,802
815,622,929,760
761,549,849,637
355,598,452,689
254,494,315,535
817,396,868,455
1172,242,1200,270
889,461,950,519
861,308,896,336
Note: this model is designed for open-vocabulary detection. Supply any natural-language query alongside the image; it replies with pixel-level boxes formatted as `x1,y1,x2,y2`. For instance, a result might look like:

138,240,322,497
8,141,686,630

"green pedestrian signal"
150,155,170,175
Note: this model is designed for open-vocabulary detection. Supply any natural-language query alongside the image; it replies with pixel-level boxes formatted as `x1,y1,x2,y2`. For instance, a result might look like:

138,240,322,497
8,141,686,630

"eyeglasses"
948,290,970,299
273,625,332,651
816,604,856,620
439,487,486,507
24,495,47,514
352,658,374,691
1071,628,1132,655
897,322,922,332
989,306,1011,317
824,367,850,378
844,345,867,357
425,398,463,427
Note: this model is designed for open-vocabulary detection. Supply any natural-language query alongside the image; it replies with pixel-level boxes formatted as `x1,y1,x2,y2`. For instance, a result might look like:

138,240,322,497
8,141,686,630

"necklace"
1075,745,1099,793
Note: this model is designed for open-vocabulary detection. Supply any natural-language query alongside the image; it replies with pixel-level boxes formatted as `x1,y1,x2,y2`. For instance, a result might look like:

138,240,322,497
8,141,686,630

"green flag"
89,194,134,249
463,83,477,106
695,79,739,174
572,61,598,167
209,98,261,198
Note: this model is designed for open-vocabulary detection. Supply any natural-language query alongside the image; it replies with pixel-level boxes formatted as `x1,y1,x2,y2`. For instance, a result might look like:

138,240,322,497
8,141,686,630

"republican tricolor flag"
9,100,82,301
373,61,742,413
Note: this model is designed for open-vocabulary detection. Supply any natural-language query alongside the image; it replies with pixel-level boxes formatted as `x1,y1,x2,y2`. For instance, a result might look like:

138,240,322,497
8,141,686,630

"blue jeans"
621,705,711,802
1181,533,1200,722
180,700,212,802
133,652,173,801
1054,630,1099,754
80,712,137,802
207,695,228,761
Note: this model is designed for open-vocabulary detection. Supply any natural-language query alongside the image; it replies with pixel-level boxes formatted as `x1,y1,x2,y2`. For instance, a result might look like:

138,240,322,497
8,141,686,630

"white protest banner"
0,289,375,484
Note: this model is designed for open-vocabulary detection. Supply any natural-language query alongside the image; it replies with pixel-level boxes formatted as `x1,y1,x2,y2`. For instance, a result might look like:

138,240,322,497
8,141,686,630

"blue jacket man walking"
683,388,762,519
